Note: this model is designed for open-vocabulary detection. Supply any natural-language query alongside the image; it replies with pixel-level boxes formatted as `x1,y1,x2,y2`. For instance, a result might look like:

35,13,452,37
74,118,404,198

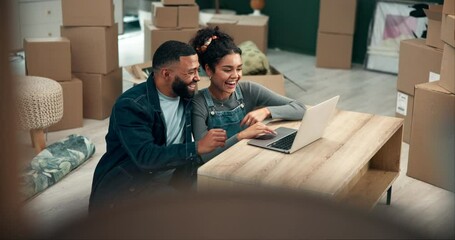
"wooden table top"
198,110,404,200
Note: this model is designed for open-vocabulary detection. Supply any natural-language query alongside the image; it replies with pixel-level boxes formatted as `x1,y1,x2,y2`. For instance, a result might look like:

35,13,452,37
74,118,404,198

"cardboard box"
178,5,199,29
443,0,455,15
152,2,178,28
73,68,123,120
198,66,285,95
61,24,119,74
441,14,455,47
319,0,357,35
124,61,153,84
161,0,195,6
24,37,71,81
316,32,353,69
424,5,444,49
62,0,114,27
395,91,414,143
397,39,443,96
143,21,199,62
207,15,269,53
407,82,454,192
439,44,455,93
48,78,83,131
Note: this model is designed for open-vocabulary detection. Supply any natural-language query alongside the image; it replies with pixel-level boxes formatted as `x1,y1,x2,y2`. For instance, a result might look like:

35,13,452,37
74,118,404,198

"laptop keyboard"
268,132,297,150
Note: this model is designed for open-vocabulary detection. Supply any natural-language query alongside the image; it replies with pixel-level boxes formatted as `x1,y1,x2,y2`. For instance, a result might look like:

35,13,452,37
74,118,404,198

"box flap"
238,15,269,26
208,15,240,24
423,5,443,21
416,81,453,95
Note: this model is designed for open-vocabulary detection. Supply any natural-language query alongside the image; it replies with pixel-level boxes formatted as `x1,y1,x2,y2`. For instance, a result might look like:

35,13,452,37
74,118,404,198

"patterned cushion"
239,41,271,75
21,134,96,200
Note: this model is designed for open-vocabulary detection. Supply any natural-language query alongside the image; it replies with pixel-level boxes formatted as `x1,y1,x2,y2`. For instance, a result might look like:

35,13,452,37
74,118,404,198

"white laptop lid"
289,95,339,153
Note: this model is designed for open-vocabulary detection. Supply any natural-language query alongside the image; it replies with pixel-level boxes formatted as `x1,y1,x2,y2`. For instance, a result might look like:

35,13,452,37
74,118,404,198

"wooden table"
197,110,404,210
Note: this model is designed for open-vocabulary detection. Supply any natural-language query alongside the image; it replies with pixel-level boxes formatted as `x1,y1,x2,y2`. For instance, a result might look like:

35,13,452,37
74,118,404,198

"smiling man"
89,41,227,212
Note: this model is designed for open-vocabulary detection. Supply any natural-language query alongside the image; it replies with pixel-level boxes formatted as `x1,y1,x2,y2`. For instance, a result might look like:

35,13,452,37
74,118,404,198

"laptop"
247,96,339,154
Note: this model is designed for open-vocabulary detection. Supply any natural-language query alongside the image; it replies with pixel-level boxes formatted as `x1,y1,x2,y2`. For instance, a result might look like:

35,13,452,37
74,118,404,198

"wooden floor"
14,31,454,238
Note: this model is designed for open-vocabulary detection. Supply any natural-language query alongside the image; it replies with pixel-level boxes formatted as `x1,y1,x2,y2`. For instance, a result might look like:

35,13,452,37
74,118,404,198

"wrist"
237,132,243,141
264,107,271,118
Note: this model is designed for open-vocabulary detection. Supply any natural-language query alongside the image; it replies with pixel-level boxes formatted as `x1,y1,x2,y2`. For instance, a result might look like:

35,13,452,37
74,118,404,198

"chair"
16,76,63,153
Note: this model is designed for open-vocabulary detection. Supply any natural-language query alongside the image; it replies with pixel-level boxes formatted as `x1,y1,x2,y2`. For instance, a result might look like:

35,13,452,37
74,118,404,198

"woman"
190,27,306,161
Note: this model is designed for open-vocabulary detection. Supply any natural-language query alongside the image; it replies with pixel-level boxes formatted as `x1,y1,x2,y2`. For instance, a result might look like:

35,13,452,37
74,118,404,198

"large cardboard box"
397,39,443,96
319,0,357,35
316,32,353,69
178,5,199,29
61,24,119,74
161,0,195,6
62,0,114,27
24,37,71,81
407,82,454,192
152,3,199,29
152,2,178,28
48,78,83,131
441,14,455,47
423,5,444,49
143,21,199,62
439,44,455,93
207,15,269,53
198,66,286,95
73,67,123,120
443,0,455,15
395,92,414,143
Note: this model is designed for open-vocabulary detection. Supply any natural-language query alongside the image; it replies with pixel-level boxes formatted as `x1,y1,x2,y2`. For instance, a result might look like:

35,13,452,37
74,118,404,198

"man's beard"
172,75,195,99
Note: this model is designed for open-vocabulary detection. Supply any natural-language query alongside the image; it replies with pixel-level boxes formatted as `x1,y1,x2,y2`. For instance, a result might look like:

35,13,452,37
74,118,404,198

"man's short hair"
152,40,197,72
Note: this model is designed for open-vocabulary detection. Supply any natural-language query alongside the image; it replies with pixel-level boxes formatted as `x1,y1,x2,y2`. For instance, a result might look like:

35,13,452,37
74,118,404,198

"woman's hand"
240,107,271,126
237,122,276,141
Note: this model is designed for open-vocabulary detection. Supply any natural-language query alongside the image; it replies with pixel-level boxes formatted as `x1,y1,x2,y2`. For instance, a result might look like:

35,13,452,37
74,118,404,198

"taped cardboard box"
178,5,199,29
207,15,269,53
316,32,353,69
423,5,444,49
48,78,83,132
395,91,414,143
439,44,455,93
62,0,114,27
143,20,199,62
61,24,119,74
443,0,455,15
24,37,71,82
73,67,123,120
407,82,454,192
319,0,357,35
397,39,443,96
152,2,178,28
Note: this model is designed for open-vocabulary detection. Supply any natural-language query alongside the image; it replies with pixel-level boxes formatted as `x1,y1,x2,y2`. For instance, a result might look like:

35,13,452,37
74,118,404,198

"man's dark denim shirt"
91,74,199,193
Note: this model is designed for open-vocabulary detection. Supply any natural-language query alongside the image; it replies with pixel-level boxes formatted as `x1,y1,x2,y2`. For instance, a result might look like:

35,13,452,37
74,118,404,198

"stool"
16,76,63,153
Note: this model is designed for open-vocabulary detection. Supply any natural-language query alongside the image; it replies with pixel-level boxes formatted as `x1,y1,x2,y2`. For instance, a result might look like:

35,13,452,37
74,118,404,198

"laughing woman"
190,26,306,162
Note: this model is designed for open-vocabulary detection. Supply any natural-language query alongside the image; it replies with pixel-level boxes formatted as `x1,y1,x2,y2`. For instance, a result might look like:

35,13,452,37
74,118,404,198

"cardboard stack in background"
61,0,122,122
144,0,200,61
316,0,357,69
206,15,269,54
406,0,455,192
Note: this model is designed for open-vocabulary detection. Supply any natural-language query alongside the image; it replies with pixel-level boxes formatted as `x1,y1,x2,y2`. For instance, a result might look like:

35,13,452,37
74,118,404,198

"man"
89,41,227,212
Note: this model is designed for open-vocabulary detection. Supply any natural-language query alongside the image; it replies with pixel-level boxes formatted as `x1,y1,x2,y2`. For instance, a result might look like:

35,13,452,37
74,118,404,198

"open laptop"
247,96,339,154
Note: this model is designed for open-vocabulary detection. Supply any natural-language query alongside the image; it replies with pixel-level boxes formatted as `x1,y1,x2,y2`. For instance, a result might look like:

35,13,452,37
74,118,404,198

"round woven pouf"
16,76,63,153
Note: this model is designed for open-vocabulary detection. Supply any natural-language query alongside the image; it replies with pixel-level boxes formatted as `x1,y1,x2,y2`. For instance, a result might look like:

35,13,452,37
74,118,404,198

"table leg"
386,186,392,205
30,129,46,154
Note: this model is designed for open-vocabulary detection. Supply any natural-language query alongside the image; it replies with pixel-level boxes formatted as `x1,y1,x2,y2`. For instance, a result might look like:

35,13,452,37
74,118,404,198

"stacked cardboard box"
206,15,269,54
144,0,200,61
395,39,443,143
406,0,455,192
61,0,122,121
316,0,357,69
23,35,83,132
